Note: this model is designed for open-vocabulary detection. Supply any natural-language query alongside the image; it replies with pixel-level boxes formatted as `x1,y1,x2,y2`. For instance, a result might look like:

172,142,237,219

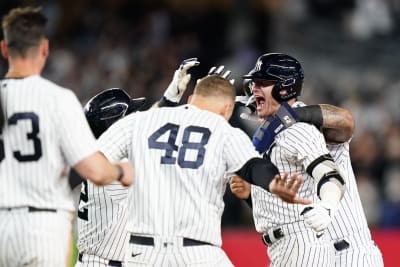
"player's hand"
269,172,311,205
163,58,200,103
117,162,134,187
229,176,251,199
207,65,235,85
301,201,335,232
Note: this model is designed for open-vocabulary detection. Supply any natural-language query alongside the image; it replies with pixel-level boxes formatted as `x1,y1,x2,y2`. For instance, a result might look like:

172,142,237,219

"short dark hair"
2,6,47,57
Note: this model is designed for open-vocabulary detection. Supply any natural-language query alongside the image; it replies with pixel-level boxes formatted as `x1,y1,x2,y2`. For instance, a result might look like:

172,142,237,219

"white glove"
301,201,336,232
163,58,200,103
207,65,235,85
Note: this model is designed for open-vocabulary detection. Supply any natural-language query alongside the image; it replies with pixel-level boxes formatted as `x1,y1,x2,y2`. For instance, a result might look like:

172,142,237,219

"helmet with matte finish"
243,53,304,102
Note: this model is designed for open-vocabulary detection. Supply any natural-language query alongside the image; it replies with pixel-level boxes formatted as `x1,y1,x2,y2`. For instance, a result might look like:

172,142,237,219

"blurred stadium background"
1,0,399,266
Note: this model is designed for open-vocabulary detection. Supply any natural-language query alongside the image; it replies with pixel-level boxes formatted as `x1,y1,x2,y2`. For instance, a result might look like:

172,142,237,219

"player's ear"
0,40,8,59
222,102,234,121
40,38,49,58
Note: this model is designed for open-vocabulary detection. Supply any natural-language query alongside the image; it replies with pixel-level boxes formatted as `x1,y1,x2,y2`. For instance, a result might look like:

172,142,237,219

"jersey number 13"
0,112,42,162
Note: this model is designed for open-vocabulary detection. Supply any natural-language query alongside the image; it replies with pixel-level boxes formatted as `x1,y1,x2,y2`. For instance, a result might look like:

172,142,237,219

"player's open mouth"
255,96,265,109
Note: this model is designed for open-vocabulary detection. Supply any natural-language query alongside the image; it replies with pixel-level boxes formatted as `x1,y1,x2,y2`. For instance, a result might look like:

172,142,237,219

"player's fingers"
222,70,231,79
180,58,199,69
182,61,200,72
215,65,225,75
292,197,312,205
207,66,216,75
286,173,298,189
291,176,304,192
119,162,134,186
280,172,289,184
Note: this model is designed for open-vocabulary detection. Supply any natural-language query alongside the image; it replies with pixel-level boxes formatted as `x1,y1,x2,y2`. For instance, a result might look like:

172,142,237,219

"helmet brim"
127,97,147,114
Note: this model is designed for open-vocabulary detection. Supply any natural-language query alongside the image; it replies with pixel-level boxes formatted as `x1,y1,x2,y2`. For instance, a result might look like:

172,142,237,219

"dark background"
1,0,400,229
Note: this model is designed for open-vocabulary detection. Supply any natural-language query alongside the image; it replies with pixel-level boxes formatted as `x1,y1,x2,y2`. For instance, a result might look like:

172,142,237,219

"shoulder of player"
276,122,323,146
281,121,321,136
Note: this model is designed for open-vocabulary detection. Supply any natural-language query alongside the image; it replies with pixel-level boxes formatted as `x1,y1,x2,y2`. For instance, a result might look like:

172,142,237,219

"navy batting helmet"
243,53,304,102
84,88,146,138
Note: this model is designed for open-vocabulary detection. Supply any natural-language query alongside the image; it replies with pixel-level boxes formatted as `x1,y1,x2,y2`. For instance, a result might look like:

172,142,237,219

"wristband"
158,96,179,107
116,165,124,181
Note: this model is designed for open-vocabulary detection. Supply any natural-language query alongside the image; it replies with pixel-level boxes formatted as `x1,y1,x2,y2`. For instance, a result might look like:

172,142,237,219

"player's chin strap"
252,102,299,153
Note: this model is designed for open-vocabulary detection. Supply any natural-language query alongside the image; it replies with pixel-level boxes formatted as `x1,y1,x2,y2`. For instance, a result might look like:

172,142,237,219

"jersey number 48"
148,123,211,169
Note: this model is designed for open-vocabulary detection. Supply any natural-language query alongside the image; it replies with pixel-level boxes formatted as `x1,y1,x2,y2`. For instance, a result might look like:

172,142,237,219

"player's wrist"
158,96,180,107
115,164,124,182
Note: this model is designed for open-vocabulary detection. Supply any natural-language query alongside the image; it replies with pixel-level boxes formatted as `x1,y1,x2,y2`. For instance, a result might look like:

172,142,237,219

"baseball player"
0,7,133,267
97,72,310,267
75,88,146,267
75,58,200,267
241,53,347,266
232,52,383,266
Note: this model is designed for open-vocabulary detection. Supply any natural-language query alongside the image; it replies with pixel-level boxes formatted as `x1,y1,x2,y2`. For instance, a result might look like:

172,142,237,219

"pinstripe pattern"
251,122,335,266
0,76,97,210
98,104,260,265
126,239,233,267
77,181,129,262
326,142,383,266
0,76,97,266
0,208,72,267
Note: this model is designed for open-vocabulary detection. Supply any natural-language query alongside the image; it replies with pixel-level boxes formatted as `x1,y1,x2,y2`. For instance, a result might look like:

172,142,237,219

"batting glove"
301,201,336,232
163,58,200,103
207,65,235,85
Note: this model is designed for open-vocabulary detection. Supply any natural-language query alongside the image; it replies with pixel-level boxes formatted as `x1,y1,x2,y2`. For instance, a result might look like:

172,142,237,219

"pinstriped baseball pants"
0,208,73,267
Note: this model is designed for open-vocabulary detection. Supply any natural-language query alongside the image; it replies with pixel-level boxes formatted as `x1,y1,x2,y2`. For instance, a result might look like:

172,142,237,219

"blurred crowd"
1,0,399,228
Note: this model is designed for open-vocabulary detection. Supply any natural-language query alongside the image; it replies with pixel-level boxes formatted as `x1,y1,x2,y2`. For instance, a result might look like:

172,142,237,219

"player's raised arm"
154,58,200,107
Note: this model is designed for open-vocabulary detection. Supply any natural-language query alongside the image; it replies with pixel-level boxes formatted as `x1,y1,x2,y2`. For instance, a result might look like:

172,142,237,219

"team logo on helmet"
255,59,263,71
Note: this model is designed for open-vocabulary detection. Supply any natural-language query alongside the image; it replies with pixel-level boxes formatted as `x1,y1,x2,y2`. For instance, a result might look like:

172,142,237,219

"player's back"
76,179,129,260
0,75,92,211
99,104,258,246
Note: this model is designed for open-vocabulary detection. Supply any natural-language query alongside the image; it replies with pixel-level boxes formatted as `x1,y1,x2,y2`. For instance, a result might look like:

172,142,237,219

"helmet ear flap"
271,78,303,102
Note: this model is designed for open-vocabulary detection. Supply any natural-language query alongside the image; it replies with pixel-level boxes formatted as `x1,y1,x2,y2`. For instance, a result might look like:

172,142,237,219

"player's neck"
5,58,43,78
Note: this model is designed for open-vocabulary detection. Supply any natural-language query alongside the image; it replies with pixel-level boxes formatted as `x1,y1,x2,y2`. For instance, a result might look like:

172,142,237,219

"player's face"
251,80,280,118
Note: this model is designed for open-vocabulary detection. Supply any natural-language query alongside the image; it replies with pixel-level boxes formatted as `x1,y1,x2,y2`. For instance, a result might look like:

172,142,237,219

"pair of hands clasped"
230,174,335,233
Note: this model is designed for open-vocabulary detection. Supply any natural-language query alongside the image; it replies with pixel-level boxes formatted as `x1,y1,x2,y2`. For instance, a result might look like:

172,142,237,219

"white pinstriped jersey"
76,180,129,261
251,122,328,232
98,104,261,247
326,141,383,267
0,75,97,211
325,141,371,241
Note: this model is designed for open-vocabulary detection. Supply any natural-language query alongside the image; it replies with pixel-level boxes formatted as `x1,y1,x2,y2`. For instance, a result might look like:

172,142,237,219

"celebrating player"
97,67,311,266
231,52,383,266
0,7,133,267
75,89,146,267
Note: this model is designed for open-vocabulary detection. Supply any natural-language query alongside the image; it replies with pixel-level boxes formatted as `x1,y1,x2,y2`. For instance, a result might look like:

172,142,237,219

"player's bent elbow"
342,109,355,140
